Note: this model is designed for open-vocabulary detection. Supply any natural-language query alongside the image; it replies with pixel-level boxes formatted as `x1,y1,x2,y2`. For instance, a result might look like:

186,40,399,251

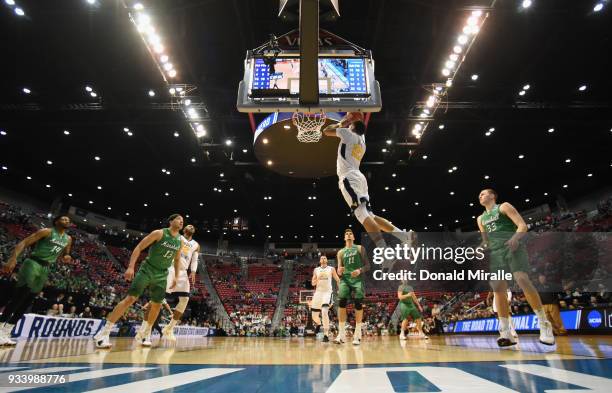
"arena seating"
206,257,282,322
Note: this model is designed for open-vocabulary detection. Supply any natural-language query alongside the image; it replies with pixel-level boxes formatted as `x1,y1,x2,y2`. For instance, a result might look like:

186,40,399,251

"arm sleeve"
190,245,199,272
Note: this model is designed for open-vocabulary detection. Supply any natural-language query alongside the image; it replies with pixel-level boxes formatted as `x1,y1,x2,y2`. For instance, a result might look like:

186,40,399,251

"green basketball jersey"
398,284,415,306
143,228,181,271
480,204,517,249
341,245,363,277
30,228,70,264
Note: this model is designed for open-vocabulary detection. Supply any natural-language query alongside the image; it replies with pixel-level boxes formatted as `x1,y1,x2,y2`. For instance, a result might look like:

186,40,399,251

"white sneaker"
94,333,112,349
162,325,176,342
0,325,16,346
399,334,407,340
0,335,16,346
333,336,345,344
496,328,517,347
539,320,555,346
418,333,429,340
138,335,152,347
352,337,361,346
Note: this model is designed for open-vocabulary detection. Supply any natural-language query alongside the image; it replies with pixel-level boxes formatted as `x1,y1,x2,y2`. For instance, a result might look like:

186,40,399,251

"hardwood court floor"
1,335,609,365
0,335,610,392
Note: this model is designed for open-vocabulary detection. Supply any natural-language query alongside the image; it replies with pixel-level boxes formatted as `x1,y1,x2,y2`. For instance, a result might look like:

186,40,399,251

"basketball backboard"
237,29,382,113
279,0,340,18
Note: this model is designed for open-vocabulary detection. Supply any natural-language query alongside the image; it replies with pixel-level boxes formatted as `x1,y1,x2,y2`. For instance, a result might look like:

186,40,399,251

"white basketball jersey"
314,266,333,292
179,236,199,272
336,128,366,178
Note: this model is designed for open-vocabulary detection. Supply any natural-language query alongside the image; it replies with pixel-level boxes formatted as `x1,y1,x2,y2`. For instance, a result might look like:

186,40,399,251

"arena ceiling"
0,0,610,245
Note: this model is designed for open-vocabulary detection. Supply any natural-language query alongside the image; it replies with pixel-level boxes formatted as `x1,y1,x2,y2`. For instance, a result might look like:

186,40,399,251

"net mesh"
292,112,327,143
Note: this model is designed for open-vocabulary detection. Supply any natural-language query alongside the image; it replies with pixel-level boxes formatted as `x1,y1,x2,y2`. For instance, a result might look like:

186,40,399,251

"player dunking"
93,214,183,348
323,114,409,259
334,228,370,345
161,224,200,341
310,255,340,342
0,216,73,346
477,189,554,346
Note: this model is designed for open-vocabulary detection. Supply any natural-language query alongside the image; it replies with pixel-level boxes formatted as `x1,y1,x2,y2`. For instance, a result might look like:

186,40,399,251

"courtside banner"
449,308,612,333
131,323,212,337
578,307,612,330
10,314,104,339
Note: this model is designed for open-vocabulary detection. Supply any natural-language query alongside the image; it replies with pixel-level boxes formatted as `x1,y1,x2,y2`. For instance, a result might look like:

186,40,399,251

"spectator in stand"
431,302,444,335
80,306,93,318
32,292,48,314
47,304,59,316
537,274,567,336
54,293,66,308
67,306,78,318
65,295,75,310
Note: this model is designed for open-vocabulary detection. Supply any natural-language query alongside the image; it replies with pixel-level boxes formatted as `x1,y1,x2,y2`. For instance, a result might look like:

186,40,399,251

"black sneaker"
323,335,329,342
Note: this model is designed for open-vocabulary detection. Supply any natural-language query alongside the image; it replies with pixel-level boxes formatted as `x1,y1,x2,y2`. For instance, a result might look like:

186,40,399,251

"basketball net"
292,112,327,143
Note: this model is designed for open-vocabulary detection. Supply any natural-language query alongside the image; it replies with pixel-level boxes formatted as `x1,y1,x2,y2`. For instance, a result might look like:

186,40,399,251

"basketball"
342,112,364,127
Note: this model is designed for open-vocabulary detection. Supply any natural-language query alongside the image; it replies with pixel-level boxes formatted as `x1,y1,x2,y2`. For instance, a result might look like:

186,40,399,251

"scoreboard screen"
250,57,368,95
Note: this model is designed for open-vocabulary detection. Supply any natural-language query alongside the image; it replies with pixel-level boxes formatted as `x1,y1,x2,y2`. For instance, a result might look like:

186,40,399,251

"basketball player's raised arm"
323,123,341,136
2,228,51,273
126,230,163,280
476,215,488,249
500,202,527,250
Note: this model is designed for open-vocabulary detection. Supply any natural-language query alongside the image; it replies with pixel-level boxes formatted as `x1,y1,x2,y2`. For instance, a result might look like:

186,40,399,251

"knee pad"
354,299,363,310
322,304,329,309
338,298,348,308
310,308,321,313
354,203,370,224
175,296,189,313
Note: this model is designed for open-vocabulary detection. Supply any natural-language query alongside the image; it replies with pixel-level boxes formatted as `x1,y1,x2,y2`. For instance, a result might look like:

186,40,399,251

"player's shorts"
338,277,365,300
489,245,530,274
128,262,168,303
166,267,190,295
311,290,332,309
16,258,49,293
339,170,371,210
400,302,422,320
